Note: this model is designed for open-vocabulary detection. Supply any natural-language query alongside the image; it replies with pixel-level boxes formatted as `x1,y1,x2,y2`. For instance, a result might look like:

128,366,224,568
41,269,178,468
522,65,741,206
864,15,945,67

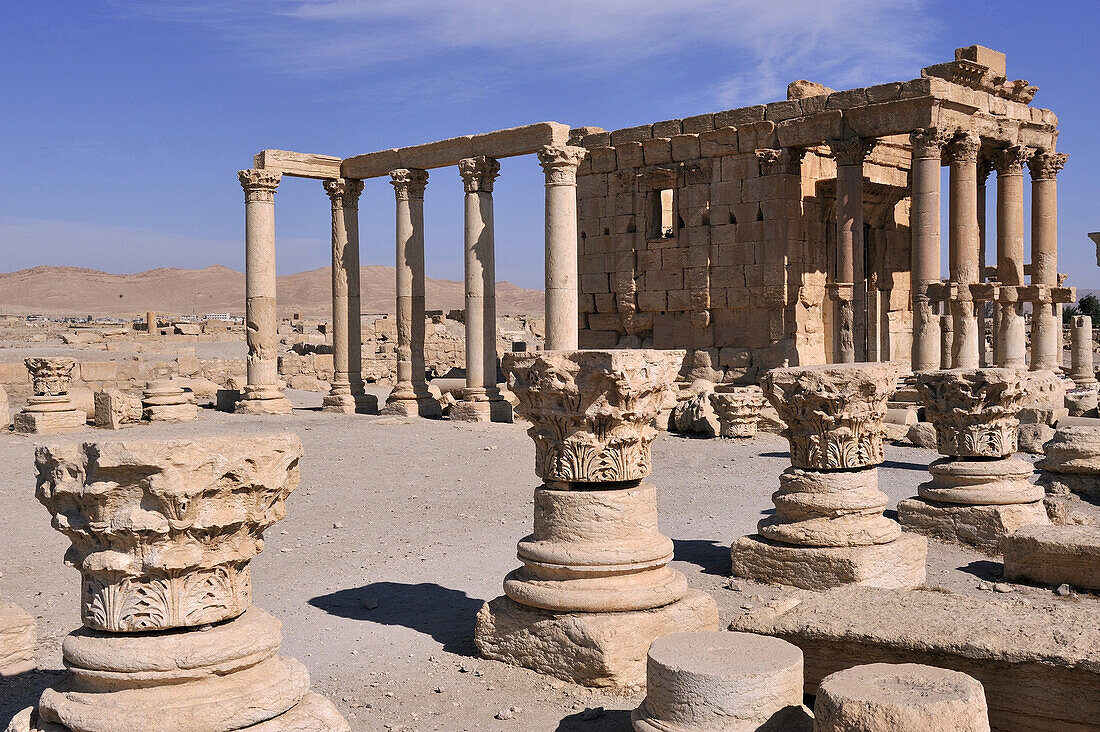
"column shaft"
345,185,368,407
995,147,1028,368
832,139,872,363
948,133,981,369
538,145,586,351
1029,151,1068,371
322,179,354,412
909,130,944,372
976,159,990,367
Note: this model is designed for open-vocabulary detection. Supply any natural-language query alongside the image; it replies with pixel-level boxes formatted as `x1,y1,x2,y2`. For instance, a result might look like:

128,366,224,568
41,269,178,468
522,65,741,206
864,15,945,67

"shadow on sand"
673,538,731,576
0,669,66,724
555,708,634,731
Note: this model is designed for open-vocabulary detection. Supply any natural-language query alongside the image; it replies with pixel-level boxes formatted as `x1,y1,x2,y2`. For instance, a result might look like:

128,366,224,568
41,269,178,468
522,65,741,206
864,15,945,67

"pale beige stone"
916,368,1028,457
93,389,142,430
897,498,1050,556
15,358,84,435
1002,523,1100,590
710,385,766,438
0,601,36,676
632,631,812,731
539,144,585,350
671,381,719,437
814,663,990,732
142,380,197,421
0,384,9,429
906,421,938,449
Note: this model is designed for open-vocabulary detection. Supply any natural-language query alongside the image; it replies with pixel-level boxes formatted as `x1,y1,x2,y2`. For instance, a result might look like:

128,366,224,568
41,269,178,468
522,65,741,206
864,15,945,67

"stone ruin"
13,358,85,435
475,349,718,686
8,434,349,732
0,577,35,678
709,384,767,438
731,362,927,590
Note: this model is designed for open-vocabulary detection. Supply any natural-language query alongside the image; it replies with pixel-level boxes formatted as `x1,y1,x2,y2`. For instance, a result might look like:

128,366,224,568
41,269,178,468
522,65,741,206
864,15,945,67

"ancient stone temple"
730,362,927,589
475,350,718,686
898,368,1050,553
9,434,349,732
14,358,84,435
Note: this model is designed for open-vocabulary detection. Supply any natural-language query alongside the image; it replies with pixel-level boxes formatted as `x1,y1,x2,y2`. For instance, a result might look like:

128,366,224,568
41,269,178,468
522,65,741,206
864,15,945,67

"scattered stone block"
93,389,142,430
0,384,9,430
1003,524,1100,590
906,421,938,449
709,385,766,438
0,601,36,676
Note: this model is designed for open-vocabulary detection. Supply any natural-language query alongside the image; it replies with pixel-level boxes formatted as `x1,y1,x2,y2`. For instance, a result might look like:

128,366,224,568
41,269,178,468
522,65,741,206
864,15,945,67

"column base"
897,497,1050,555
143,403,198,422
13,409,84,435
450,398,513,423
0,602,36,676
321,393,357,414
381,396,441,419
235,396,293,415
729,533,927,591
474,590,718,688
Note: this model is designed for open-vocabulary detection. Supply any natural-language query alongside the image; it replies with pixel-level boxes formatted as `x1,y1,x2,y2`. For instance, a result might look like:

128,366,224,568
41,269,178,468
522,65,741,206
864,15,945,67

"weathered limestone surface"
0,600,36,676
14,358,84,435
141,380,197,422
1002,524,1100,590
632,631,812,732
709,385,767,438
670,381,719,436
12,433,349,732
1036,425,1100,501
728,586,1099,732
92,389,142,430
0,384,9,429
477,350,718,686
814,663,990,732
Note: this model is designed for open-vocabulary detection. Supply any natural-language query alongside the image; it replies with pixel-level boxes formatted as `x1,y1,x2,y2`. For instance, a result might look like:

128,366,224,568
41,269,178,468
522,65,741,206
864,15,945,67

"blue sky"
1,1,1097,290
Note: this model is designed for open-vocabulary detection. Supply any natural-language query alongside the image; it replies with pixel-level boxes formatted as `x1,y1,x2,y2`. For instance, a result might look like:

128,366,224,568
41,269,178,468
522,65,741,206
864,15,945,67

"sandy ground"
1,386,1095,731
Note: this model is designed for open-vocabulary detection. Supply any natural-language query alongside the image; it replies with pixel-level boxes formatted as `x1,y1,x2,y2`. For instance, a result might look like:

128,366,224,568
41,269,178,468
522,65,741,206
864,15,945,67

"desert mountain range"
0,265,545,317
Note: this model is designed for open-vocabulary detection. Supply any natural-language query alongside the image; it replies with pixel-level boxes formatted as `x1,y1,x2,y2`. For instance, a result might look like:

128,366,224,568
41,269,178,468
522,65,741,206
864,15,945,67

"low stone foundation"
897,498,1050,555
1002,524,1100,590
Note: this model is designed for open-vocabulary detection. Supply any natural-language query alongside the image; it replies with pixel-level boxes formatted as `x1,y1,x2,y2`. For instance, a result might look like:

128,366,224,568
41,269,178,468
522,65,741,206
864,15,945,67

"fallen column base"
1003,524,1100,590
729,533,927,591
450,398,513,423
235,396,293,415
321,392,357,414
380,397,442,418
0,602,36,676
474,590,719,688
729,586,1100,732
897,498,1049,555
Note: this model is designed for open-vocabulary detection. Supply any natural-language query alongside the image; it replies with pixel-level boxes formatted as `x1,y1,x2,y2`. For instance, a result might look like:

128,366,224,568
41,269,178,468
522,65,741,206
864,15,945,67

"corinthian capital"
916,368,1028,457
756,147,805,176
238,169,281,202
1027,151,1068,180
910,128,952,159
389,168,429,201
537,144,586,186
25,357,75,396
458,156,501,194
323,178,365,209
830,138,875,167
993,145,1029,176
945,131,981,165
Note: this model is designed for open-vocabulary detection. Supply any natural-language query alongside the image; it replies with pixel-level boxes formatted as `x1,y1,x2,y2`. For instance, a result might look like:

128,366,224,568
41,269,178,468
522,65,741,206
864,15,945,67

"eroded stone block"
1003,524,1100,590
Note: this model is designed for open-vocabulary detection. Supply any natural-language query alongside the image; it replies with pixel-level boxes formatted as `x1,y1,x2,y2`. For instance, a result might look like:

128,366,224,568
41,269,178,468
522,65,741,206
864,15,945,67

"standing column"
832,138,873,363
976,157,992,366
910,129,946,372
947,132,982,369
453,156,511,423
538,144,586,351
383,169,440,418
342,179,373,413
994,146,1029,368
322,179,361,413
236,169,292,415
1028,151,1069,371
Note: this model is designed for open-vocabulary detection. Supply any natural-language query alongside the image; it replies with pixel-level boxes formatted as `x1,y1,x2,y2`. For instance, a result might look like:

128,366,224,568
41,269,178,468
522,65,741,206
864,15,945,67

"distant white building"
204,313,234,322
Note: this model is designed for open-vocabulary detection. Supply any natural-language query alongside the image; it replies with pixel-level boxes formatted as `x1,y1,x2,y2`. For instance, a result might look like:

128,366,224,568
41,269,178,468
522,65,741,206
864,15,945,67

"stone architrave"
730,363,927,591
0,576,36,676
814,663,991,732
632,631,813,731
475,350,718,687
93,389,142,430
141,380,197,422
9,434,350,732
898,369,1050,554
13,358,84,435
709,385,767,438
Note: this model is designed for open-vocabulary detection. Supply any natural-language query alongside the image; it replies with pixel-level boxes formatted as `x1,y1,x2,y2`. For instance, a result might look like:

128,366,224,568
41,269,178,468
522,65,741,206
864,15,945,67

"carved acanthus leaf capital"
458,156,501,193
909,128,952,159
238,169,281,200
945,131,982,165
323,178,365,209
977,154,994,183
389,168,429,201
916,368,1029,457
993,145,1029,176
830,138,875,167
1027,151,1068,181
25,357,75,396
537,144,586,186
756,147,805,176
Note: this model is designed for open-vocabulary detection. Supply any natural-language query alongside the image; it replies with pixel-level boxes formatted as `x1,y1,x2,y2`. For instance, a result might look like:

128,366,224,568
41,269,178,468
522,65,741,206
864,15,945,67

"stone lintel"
253,150,343,180
341,122,571,179
842,97,938,140
728,585,1100,732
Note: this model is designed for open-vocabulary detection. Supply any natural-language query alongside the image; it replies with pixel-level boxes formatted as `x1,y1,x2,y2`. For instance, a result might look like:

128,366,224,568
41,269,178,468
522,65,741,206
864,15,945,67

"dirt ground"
1,385,1095,731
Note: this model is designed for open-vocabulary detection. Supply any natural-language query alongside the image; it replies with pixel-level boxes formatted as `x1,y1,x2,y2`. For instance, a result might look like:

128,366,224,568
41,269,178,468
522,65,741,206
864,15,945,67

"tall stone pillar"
1069,315,1097,387
730,363,926,590
1028,151,1069,371
977,156,991,367
994,146,1029,368
10,435,350,732
939,314,954,370
237,169,292,415
383,169,441,418
453,156,511,423
946,132,982,369
475,350,718,687
322,178,376,414
831,138,873,364
899,369,1050,554
910,129,946,372
538,144,586,351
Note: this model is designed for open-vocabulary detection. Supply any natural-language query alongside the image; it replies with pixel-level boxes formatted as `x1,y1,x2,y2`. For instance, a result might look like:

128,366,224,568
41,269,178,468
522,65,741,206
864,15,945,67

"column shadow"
957,560,1004,582
672,538,731,576
555,709,634,731
308,582,482,655
881,459,932,472
0,669,67,723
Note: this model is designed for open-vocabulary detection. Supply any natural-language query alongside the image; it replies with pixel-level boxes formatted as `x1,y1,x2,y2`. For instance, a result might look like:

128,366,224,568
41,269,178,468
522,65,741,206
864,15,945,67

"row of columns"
236,143,586,418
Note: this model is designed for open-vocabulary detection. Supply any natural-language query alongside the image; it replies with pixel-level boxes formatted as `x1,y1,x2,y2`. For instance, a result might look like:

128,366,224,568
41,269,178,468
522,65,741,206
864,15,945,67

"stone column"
236,169,292,415
538,144,586,351
382,169,440,418
910,129,946,372
939,314,954,370
994,145,1029,368
946,132,982,369
730,363,927,590
145,311,156,334
977,156,992,367
1028,151,1069,371
832,138,873,363
12,435,350,732
709,386,767,438
1070,315,1096,387
476,350,718,687
453,156,511,423
142,379,197,422
898,369,1050,554
13,357,84,434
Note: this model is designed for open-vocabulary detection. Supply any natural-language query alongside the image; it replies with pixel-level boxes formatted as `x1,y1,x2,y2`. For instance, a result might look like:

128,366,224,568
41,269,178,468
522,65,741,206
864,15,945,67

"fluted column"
1028,151,1069,371
832,138,873,363
237,169,292,415
453,156,511,423
994,146,1029,368
947,132,982,369
538,144,586,350
343,179,373,413
383,169,440,418
322,179,363,413
977,156,992,367
910,129,946,372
